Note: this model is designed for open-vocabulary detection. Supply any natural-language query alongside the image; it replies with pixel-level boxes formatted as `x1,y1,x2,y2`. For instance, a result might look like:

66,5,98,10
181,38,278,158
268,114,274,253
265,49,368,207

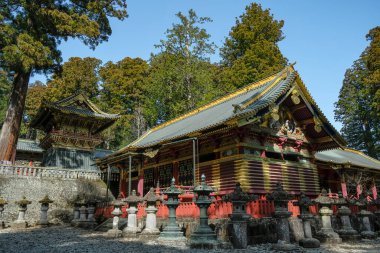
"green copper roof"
43,92,119,120
315,148,380,170
126,68,296,148
30,91,119,133
16,139,44,153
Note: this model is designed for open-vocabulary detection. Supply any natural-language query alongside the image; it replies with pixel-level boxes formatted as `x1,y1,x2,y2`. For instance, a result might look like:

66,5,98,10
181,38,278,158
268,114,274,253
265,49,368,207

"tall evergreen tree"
0,70,11,125
146,9,228,125
0,0,128,162
20,81,47,139
220,3,287,88
364,27,380,118
335,27,380,159
45,57,102,101
99,57,149,148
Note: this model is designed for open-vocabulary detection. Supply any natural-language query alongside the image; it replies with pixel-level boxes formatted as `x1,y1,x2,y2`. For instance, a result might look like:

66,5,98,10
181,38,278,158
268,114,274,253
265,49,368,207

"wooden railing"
0,164,100,180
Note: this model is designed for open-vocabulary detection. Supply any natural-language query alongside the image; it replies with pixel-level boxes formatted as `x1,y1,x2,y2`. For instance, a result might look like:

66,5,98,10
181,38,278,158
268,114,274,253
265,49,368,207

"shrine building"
97,65,380,198
27,92,119,170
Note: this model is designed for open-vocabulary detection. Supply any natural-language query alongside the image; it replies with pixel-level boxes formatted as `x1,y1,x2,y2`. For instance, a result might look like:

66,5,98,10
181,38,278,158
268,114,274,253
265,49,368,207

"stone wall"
0,175,109,225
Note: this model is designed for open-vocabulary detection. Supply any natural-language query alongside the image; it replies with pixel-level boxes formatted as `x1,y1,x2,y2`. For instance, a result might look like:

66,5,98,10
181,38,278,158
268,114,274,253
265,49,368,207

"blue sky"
31,1,380,130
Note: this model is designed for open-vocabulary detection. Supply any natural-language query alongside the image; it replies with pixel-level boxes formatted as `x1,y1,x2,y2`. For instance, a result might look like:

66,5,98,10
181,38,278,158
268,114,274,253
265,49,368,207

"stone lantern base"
11,220,28,229
106,228,123,238
272,240,298,251
123,226,142,238
361,230,376,239
315,228,342,244
299,238,320,248
159,224,186,241
36,220,50,227
189,226,219,249
140,227,160,240
337,229,361,241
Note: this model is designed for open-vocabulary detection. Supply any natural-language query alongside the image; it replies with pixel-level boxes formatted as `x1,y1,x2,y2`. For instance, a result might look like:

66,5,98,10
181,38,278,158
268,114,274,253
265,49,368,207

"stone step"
94,218,128,232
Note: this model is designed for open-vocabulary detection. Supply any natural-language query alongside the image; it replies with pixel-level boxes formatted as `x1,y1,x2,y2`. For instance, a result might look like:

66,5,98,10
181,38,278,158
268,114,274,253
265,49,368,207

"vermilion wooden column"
341,182,347,197
120,170,127,197
356,184,362,197
372,183,378,199
137,175,144,197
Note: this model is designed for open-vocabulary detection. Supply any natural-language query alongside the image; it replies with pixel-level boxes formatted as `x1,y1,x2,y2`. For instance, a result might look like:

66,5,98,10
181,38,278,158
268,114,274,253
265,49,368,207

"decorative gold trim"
343,148,380,165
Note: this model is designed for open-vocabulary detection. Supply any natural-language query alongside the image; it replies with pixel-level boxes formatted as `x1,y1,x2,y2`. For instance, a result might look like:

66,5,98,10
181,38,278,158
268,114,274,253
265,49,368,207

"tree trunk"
0,71,30,163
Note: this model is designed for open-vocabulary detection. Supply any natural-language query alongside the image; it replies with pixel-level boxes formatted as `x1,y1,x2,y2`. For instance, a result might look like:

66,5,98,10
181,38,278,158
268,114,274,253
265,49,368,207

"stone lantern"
0,196,8,229
223,182,257,249
267,182,297,251
334,192,359,241
159,178,185,241
190,174,218,249
294,192,320,248
141,187,162,238
355,194,376,239
106,198,124,238
71,195,82,226
86,198,98,228
77,199,88,228
12,196,32,229
37,195,53,226
123,190,143,237
314,189,342,243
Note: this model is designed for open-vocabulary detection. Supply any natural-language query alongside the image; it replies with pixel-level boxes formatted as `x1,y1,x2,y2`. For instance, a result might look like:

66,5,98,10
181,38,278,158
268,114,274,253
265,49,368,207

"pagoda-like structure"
30,92,119,170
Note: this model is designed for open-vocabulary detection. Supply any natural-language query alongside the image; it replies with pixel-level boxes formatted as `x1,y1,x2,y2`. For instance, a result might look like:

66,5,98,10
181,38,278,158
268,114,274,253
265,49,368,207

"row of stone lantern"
0,195,54,229
313,189,378,244
106,175,221,248
105,179,380,250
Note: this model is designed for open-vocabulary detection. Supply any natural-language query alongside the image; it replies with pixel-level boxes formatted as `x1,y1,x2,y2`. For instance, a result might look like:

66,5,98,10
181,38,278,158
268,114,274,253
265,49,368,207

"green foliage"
335,27,380,159
0,0,128,74
364,27,380,118
146,9,229,125
99,57,149,148
0,70,11,124
45,57,102,101
220,3,287,88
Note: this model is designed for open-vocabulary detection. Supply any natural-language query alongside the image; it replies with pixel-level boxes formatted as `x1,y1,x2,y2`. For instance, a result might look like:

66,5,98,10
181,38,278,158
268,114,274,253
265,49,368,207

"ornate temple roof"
102,65,346,163
30,92,120,134
315,148,380,170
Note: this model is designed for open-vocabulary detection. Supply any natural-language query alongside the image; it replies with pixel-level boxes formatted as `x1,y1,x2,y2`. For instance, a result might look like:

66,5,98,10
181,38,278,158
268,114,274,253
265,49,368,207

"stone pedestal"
141,188,161,239
316,206,342,243
107,200,124,238
123,206,140,237
12,196,32,229
123,190,143,237
224,183,256,249
190,174,219,249
268,183,297,251
272,209,297,251
37,195,53,227
71,203,80,226
299,214,320,248
38,204,49,226
86,202,97,228
76,205,89,228
159,179,185,241
358,210,376,239
336,206,360,241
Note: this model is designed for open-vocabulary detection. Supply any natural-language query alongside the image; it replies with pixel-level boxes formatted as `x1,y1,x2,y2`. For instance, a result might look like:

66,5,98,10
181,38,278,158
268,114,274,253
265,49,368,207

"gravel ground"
1,225,380,253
